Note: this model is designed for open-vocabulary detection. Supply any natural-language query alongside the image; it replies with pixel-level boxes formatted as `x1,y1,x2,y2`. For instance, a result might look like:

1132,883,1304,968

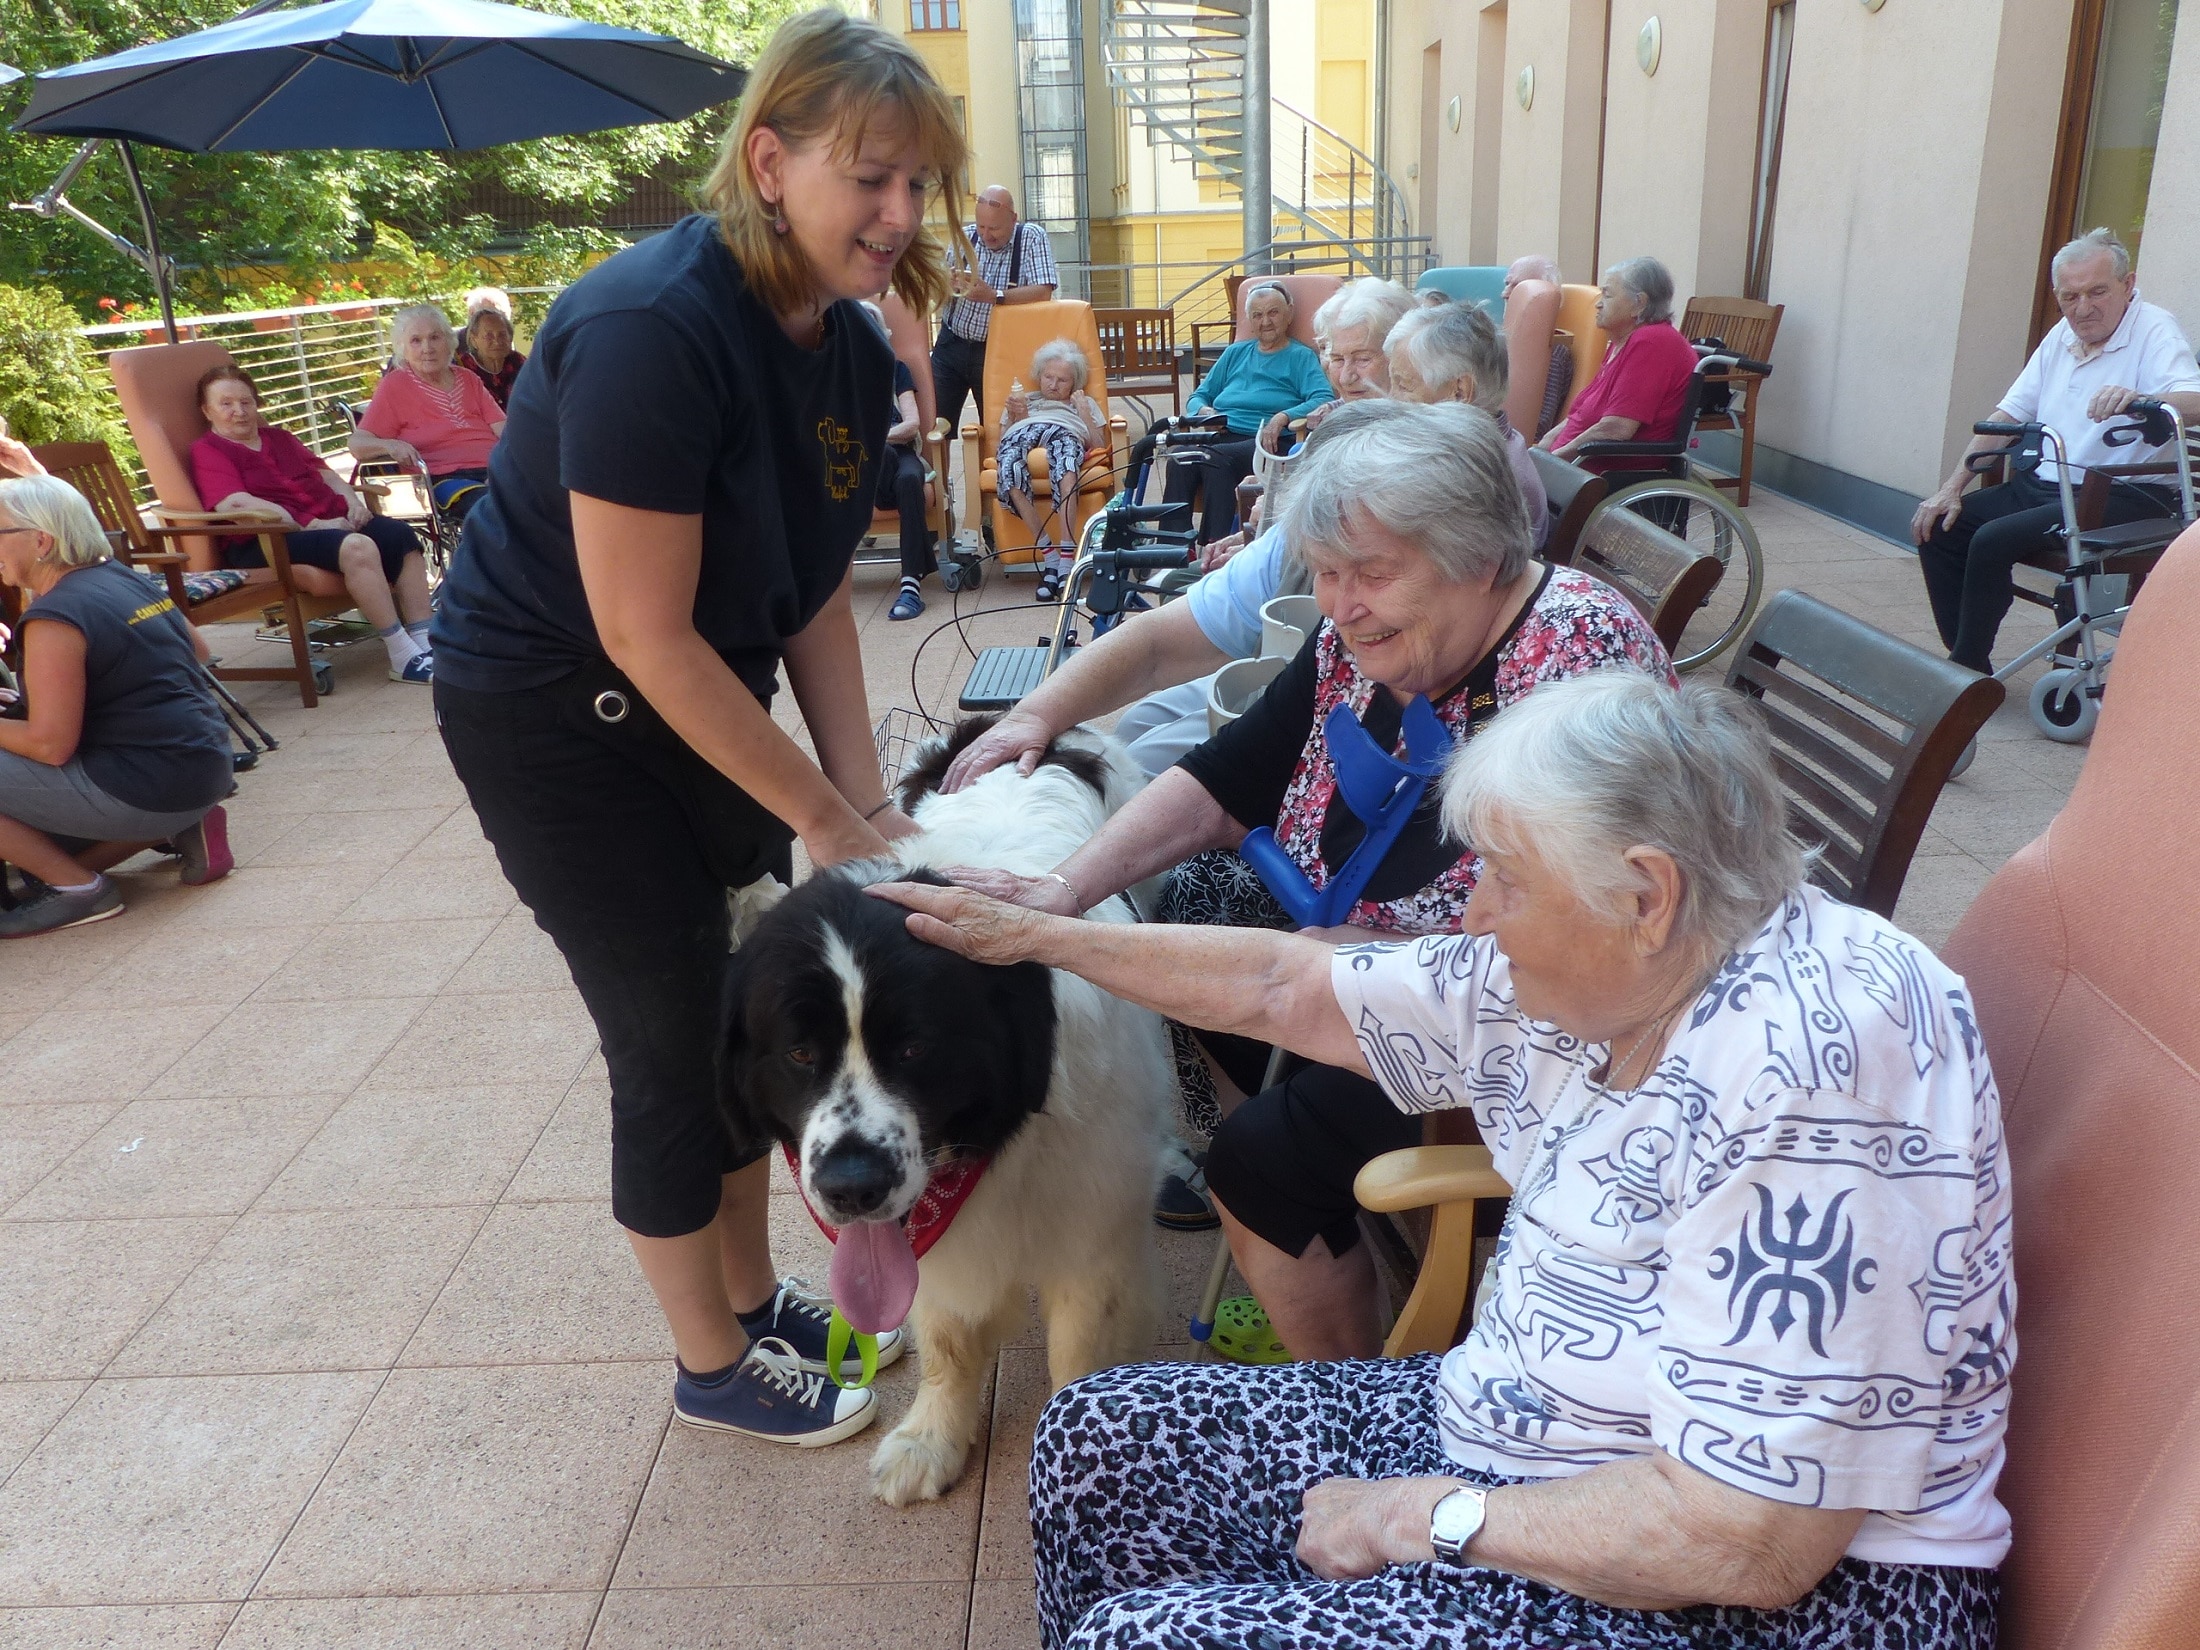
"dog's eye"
787,1046,815,1067
898,1042,924,1063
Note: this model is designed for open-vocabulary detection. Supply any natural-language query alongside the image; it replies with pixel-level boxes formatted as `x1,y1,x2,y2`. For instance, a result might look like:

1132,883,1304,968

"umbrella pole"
115,141,177,344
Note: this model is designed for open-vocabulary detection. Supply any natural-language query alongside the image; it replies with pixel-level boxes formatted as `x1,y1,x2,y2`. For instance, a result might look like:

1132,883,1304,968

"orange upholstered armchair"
962,299,1125,564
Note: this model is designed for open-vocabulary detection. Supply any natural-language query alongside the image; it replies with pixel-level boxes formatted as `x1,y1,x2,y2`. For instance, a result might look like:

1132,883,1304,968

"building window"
911,0,961,31
2034,0,2183,340
1744,1,1796,303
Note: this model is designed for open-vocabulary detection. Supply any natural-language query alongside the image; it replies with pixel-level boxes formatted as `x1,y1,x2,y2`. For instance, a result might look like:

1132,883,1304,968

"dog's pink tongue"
830,1219,919,1334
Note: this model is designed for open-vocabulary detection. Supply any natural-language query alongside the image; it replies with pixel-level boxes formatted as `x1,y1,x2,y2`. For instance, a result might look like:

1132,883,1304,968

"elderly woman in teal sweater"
1160,282,1333,543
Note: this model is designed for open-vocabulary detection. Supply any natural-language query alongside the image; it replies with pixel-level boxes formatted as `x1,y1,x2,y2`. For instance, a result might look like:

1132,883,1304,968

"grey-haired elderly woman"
1387,300,1549,547
875,671,2013,1650
350,303,506,516
1539,255,1700,473
939,400,1670,1337
999,336,1108,600
0,476,235,936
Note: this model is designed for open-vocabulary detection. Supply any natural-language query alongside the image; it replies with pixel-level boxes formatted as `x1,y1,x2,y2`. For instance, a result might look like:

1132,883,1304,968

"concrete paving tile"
232,764,467,818
442,911,573,996
608,1357,981,1590
336,858,518,925
255,1084,561,1212
246,919,496,1004
0,1103,122,1211
966,1579,1043,1650
502,1075,609,1203
70,925,320,1013
261,732,429,775
223,810,312,867
0,1372,379,1605
142,998,427,1101
0,1005,226,1106
110,1207,486,1377
976,1347,1046,1581
257,1363,667,1598
0,1218,230,1379
156,862,387,932
250,807,452,870
0,1380,85,1481
408,807,497,862
0,1604,237,1649
221,1593,598,1650
588,1584,971,1649
6,1095,341,1221
400,1202,665,1368
360,991,598,1093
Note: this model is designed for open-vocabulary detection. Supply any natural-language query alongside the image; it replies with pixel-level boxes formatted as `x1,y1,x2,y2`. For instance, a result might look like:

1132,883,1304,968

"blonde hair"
0,474,114,569
705,7,969,319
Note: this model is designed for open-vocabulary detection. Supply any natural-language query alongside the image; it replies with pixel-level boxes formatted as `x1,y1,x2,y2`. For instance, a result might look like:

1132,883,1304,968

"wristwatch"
1428,1485,1487,1565
992,285,1006,304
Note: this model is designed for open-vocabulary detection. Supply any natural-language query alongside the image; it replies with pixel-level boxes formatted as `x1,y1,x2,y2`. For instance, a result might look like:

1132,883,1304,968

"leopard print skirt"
1156,850,1296,1138
1031,1356,1999,1650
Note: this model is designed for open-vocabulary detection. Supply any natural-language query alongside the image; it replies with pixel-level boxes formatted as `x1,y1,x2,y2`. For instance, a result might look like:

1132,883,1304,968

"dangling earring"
768,200,789,235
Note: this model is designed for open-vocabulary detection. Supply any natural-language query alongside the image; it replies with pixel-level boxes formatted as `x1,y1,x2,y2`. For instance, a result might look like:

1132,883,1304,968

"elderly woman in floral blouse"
940,399,1671,1350
875,670,2013,1650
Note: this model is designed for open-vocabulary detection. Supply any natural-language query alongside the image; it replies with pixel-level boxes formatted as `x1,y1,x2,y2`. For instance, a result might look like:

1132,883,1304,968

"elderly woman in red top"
188,364,436,683
349,304,506,523
1538,255,1700,473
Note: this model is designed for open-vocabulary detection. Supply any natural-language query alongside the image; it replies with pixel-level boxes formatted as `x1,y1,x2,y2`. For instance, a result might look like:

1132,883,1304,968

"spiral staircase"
1100,0,1415,275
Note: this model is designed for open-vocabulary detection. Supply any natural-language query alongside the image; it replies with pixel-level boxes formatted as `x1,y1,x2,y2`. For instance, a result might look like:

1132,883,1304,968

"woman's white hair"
1029,338,1090,393
463,286,514,322
1311,278,1414,350
1387,302,1509,415
1603,256,1676,325
389,303,457,353
0,474,114,569
1278,400,1529,586
1443,672,1807,957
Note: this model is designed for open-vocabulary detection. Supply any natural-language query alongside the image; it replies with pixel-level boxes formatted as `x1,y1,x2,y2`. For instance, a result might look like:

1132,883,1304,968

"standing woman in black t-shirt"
430,8,967,1446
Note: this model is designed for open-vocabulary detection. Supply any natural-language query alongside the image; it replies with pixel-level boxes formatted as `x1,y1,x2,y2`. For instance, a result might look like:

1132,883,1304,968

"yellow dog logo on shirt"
817,418,869,502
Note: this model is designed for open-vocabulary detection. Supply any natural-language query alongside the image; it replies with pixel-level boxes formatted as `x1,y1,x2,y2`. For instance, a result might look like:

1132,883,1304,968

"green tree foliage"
0,0,801,319
0,280,131,450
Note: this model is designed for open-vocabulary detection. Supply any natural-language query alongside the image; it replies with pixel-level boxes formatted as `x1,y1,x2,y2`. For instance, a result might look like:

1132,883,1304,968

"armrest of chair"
1354,1144,1508,1213
1573,437,1689,461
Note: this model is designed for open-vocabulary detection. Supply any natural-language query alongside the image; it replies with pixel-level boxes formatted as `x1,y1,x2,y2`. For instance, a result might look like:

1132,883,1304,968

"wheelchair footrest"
959,644,1075,710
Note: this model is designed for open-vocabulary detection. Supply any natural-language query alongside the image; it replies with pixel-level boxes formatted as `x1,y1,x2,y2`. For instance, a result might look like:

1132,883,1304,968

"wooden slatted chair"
32,439,338,704
1679,296,1783,505
1094,308,1180,416
1568,502,1723,658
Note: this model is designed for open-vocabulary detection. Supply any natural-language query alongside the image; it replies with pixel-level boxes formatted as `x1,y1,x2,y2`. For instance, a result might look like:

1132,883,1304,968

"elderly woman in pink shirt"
349,304,506,524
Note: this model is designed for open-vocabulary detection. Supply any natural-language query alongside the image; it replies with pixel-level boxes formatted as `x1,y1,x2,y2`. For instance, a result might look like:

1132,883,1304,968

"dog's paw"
870,1423,969,1507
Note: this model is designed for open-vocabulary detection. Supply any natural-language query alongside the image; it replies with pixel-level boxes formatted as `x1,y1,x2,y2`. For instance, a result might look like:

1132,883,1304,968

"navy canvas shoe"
741,1277,906,1380
673,1337,877,1447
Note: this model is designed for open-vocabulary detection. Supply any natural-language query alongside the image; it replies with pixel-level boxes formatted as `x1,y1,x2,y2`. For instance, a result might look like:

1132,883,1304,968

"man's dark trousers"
1917,474,2178,672
931,329,987,441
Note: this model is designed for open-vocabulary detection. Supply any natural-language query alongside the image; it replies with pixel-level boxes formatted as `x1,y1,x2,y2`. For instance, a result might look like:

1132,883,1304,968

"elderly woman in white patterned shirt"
873,670,2013,1650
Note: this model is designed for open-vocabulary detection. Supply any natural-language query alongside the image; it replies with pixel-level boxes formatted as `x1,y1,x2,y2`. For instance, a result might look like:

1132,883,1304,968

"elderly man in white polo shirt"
1913,227,2200,673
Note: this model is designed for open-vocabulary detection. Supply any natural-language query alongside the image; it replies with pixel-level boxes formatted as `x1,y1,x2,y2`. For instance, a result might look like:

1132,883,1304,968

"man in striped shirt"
931,185,1059,440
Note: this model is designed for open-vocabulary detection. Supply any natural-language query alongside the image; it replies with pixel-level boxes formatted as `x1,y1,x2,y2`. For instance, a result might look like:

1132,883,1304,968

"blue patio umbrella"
9,0,746,335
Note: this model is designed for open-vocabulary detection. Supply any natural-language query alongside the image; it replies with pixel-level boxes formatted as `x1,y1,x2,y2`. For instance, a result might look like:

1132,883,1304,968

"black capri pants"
435,669,791,1237
1204,1061,1419,1260
223,513,422,582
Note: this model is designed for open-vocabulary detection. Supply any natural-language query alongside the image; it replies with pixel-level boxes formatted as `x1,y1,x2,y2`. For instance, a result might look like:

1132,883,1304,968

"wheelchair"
1964,400,2195,744
1571,344,1773,670
325,397,473,572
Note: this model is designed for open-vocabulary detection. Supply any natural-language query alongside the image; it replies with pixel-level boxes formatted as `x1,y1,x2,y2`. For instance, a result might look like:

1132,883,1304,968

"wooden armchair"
104,339,355,706
1568,502,1722,658
1679,296,1783,506
1361,590,2006,1356
1094,308,1180,415
33,439,338,704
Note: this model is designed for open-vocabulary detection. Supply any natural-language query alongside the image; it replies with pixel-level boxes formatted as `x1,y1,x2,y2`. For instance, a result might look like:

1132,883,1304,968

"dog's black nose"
809,1138,901,1217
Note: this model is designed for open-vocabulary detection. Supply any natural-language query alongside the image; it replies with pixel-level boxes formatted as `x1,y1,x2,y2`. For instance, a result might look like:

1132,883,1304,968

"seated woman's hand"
943,707,1055,791
306,516,350,532
344,494,372,529
1296,1477,1455,1580
939,865,1080,916
1198,530,1247,572
868,877,1061,963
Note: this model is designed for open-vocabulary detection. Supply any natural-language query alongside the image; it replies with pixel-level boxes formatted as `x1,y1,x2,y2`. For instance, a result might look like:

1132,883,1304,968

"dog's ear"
715,940,759,1133
1000,959,1059,1113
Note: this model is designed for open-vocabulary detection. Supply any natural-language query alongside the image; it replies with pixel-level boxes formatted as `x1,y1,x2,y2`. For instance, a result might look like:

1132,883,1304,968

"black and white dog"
719,721,1172,1506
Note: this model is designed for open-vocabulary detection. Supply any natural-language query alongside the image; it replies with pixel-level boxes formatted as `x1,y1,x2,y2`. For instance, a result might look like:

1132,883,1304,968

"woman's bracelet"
1043,871,1080,909
862,797,895,822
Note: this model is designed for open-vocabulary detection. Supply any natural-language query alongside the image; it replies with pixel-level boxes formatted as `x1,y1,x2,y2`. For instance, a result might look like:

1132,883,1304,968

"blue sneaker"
674,1337,877,1446
743,1277,906,1379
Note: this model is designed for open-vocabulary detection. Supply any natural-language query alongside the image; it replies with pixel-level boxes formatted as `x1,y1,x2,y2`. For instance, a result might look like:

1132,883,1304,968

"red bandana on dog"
782,1145,990,1332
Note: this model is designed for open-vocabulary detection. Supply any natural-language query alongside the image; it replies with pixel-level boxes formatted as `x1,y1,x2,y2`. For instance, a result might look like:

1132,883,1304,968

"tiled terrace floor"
0,491,2081,1648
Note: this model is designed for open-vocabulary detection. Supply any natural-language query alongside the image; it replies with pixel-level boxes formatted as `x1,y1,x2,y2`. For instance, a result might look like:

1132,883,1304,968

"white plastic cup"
1207,655,1290,736
1259,594,1323,660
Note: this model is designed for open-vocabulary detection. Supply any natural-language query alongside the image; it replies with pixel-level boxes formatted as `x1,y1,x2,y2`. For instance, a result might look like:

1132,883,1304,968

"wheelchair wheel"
940,561,964,593
2029,667,2099,743
1597,478,1765,672
312,659,336,697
